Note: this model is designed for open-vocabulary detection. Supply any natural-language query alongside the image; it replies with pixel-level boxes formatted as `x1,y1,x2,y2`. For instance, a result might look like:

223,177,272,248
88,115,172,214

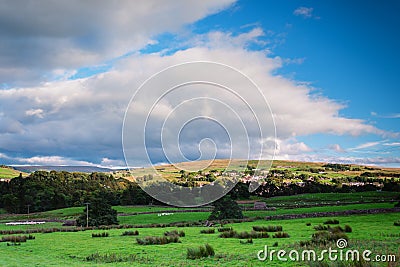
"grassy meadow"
0,190,399,266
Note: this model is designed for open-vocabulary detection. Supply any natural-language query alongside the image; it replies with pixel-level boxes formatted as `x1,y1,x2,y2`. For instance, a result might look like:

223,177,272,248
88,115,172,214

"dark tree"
76,198,118,227
208,196,243,220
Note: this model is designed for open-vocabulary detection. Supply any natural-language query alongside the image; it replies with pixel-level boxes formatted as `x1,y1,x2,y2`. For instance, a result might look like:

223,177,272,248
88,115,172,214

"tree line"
0,170,399,214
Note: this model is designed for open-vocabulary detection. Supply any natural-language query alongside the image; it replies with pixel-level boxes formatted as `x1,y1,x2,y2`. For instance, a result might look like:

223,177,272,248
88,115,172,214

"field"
0,166,25,179
0,191,399,266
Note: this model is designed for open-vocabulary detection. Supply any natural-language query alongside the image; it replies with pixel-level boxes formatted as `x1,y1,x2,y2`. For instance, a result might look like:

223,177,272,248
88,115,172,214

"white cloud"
0,28,395,166
0,0,236,85
371,112,400,119
383,142,400,146
329,144,345,153
25,109,44,118
293,7,314,18
350,141,383,150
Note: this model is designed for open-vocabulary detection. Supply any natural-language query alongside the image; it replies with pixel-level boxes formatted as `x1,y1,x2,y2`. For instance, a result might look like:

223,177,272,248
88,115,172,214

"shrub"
252,225,283,232
187,244,215,259
136,235,180,245
208,196,243,220
217,227,232,232
164,230,185,237
92,232,109,238
272,232,290,238
324,219,339,225
200,229,215,234
121,230,139,236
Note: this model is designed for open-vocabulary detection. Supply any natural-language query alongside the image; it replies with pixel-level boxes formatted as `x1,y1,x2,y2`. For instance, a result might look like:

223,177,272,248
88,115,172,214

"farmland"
0,191,399,266
0,161,399,266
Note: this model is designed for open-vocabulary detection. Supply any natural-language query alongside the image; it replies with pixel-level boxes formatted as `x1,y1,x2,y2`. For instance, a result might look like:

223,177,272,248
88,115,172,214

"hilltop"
0,165,26,179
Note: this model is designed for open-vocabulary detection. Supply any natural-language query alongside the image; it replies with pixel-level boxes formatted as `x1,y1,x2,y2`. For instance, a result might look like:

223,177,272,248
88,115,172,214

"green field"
0,212,399,266
0,190,398,266
0,166,24,179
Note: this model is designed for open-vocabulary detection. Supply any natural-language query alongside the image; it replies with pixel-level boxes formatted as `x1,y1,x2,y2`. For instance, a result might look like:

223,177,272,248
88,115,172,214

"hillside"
0,165,25,179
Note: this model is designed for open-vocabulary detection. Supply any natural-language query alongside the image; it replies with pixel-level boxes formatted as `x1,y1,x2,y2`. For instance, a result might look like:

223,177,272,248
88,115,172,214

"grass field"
0,166,24,179
0,190,398,266
0,213,399,266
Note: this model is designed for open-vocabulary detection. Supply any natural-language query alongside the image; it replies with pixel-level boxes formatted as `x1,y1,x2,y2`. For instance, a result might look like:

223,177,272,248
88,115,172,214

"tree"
208,196,243,220
76,198,118,227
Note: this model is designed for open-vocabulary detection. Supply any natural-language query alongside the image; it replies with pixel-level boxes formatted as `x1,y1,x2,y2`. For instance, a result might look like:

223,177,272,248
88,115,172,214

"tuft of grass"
92,232,109,238
121,230,139,236
252,225,283,232
187,244,215,259
200,228,215,234
0,235,35,243
314,224,329,231
136,235,180,245
218,230,237,238
85,252,149,263
217,227,233,232
272,232,290,238
239,238,253,244
323,219,339,225
394,220,400,226
164,230,185,237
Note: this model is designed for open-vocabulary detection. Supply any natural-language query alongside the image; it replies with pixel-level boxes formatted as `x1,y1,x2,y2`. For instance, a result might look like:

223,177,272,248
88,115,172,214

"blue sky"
0,0,399,167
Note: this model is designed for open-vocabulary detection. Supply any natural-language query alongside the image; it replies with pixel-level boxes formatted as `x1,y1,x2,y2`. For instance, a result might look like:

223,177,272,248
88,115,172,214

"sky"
0,0,399,168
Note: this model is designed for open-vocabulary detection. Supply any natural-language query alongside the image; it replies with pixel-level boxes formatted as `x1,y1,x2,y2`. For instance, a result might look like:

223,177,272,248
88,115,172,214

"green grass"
1,201,394,226
0,167,23,179
0,213,398,266
252,191,398,206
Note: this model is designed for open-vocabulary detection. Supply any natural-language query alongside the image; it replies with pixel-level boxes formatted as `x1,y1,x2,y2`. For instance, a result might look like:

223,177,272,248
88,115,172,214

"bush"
136,235,180,245
164,230,185,237
200,229,215,234
324,219,339,225
92,232,109,238
252,225,283,232
217,227,232,232
272,232,290,238
208,196,243,220
187,244,215,259
121,230,139,236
